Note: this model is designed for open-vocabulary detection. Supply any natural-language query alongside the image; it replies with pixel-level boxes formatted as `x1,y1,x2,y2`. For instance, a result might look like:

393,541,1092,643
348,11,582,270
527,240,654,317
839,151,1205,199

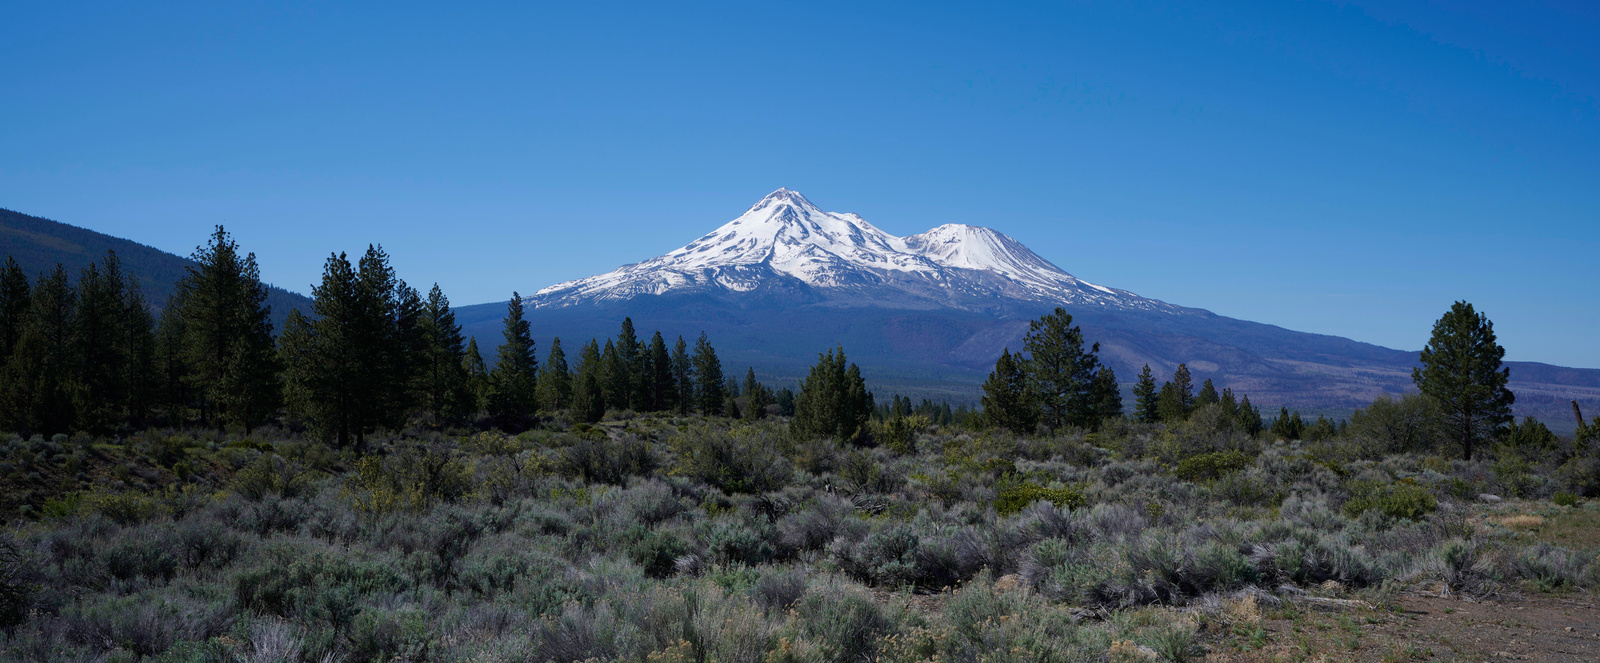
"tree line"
0,228,804,444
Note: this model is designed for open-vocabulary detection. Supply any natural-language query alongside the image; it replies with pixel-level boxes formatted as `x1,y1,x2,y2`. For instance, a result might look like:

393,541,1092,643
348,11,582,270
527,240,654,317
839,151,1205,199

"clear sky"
2,1,1597,367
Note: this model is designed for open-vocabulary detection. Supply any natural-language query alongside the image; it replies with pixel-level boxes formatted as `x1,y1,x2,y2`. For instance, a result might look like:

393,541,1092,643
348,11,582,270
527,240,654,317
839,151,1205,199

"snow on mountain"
530,189,1170,311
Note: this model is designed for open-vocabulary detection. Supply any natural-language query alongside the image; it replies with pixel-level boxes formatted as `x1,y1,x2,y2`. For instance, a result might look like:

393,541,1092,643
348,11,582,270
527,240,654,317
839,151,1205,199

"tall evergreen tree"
571,339,605,423
1195,378,1220,408
1171,364,1194,417
487,293,538,426
387,278,427,428
120,275,156,428
1414,301,1515,460
600,339,624,411
981,348,1036,434
1091,366,1122,426
1132,364,1160,424
0,266,76,434
647,331,674,412
1156,382,1185,422
279,252,366,447
792,346,873,442
463,337,488,414
617,318,650,410
0,257,29,363
670,335,693,415
1236,395,1263,436
691,332,725,416
419,284,471,426
73,255,131,431
177,226,280,430
153,302,190,427
1022,307,1105,431
539,337,572,412
743,367,770,420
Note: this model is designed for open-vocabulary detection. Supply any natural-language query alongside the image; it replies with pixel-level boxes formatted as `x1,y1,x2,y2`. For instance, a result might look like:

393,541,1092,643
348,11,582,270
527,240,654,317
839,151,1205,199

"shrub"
1175,451,1252,482
671,426,791,494
232,454,314,501
1553,491,1583,507
753,568,807,613
630,528,691,578
347,604,431,663
559,434,658,485
1342,482,1437,521
348,442,473,513
994,483,1086,516
792,582,894,663
174,518,244,570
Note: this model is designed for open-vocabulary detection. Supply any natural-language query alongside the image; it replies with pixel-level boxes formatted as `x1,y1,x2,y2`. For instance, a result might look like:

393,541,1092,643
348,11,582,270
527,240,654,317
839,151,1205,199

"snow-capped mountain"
530,188,1171,312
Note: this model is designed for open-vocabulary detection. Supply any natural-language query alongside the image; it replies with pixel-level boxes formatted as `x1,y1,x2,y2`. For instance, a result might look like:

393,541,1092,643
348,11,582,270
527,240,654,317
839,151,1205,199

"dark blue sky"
3,1,1597,366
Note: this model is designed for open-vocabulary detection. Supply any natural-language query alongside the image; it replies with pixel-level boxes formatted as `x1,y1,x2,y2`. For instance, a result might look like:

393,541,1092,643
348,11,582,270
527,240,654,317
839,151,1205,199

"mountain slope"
0,207,311,329
461,189,1600,430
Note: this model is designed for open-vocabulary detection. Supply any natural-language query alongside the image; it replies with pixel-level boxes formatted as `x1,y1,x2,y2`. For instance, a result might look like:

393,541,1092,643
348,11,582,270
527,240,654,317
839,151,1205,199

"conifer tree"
487,293,538,426
1171,364,1194,416
74,255,132,431
1156,382,1184,422
1236,395,1263,436
279,252,367,447
691,332,724,415
1219,388,1238,417
120,279,156,429
420,284,471,426
0,257,29,363
463,337,489,414
617,318,650,410
600,339,624,411
571,338,605,423
0,266,76,434
792,346,873,442
1196,378,1219,409
153,303,190,427
1270,407,1305,440
387,279,427,428
539,337,572,412
1021,307,1106,431
670,335,693,415
743,367,770,421
1132,364,1160,423
177,226,280,430
647,331,673,412
1414,301,1515,460
981,348,1035,434
775,387,797,417
1091,366,1122,426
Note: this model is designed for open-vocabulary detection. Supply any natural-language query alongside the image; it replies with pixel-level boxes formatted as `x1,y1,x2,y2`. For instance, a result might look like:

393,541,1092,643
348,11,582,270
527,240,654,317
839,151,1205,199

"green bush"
995,483,1086,516
1175,450,1252,482
1553,491,1583,507
1343,481,1437,520
670,425,790,494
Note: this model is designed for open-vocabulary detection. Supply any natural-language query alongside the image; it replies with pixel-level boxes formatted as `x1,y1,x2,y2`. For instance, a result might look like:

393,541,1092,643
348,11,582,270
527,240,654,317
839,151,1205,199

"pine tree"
279,252,365,447
1270,407,1305,440
177,226,280,430
1236,395,1263,436
571,339,605,423
600,339,624,411
539,337,572,412
1091,366,1122,426
0,265,76,434
1132,364,1160,423
617,318,650,410
0,257,29,363
120,277,156,429
1195,379,1219,408
981,348,1036,433
691,332,724,415
1171,364,1194,417
153,302,190,427
420,284,471,426
1156,382,1184,423
463,337,489,414
647,331,673,412
1021,308,1105,431
387,278,427,428
1414,301,1515,460
487,293,538,427
73,254,132,431
775,387,797,417
743,367,771,421
792,346,874,442
670,335,693,415
1219,388,1238,417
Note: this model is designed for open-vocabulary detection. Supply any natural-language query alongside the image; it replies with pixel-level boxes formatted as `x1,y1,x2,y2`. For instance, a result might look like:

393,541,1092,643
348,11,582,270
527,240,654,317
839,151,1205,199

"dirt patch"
1201,592,1600,662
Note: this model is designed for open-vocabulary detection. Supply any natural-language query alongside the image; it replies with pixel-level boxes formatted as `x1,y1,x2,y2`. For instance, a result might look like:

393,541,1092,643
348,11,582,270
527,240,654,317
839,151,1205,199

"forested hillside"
0,207,310,330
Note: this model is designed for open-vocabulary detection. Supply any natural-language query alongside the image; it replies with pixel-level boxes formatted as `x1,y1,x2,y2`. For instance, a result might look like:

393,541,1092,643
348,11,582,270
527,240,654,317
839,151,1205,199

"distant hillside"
0,207,311,331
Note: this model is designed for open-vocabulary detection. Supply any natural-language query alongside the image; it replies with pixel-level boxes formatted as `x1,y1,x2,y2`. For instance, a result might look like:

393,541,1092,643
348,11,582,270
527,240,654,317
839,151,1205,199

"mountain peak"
531,190,1169,312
